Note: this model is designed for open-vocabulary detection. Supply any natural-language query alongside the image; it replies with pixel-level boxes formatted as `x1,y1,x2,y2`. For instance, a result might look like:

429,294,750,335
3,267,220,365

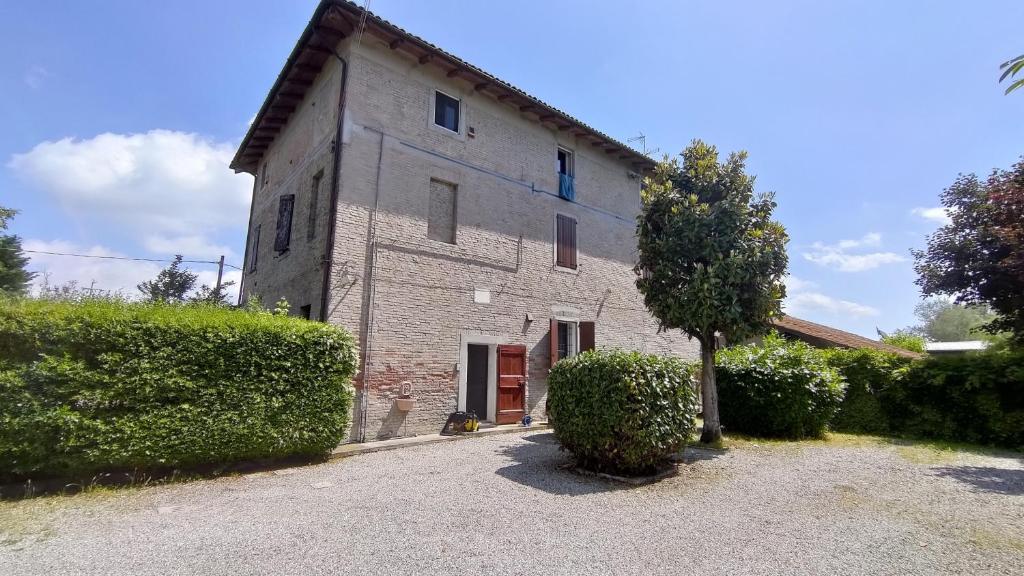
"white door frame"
457,332,505,423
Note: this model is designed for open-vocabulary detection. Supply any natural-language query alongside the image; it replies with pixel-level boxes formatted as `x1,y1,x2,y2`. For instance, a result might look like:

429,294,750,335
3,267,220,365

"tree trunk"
698,340,722,444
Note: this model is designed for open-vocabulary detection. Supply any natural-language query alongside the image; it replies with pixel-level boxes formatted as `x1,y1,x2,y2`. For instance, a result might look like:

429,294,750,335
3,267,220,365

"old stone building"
232,0,699,441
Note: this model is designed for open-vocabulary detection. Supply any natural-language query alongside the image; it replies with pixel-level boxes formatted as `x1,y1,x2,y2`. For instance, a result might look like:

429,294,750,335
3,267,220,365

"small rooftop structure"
772,315,923,358
925,340,989,354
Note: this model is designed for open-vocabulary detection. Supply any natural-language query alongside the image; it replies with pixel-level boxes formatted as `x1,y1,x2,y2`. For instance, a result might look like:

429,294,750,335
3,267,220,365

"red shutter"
549,318,560,369
579,321,595,352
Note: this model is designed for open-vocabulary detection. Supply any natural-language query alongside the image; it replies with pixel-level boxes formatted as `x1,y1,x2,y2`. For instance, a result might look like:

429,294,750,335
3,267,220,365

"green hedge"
716,337,845,439
0,298,357,482
882,352,1024,449
826,349,913,434
547,350,698,476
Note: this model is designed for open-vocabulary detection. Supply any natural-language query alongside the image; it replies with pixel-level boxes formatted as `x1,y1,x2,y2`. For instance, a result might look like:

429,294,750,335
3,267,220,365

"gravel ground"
1,430,1022,575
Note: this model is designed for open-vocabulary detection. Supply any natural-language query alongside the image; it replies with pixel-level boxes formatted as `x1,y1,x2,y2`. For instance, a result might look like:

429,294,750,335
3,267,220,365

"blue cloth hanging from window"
558,172,575,201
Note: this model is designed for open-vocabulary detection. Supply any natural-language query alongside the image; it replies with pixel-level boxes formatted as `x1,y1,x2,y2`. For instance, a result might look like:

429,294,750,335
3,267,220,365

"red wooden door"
496,344,527,425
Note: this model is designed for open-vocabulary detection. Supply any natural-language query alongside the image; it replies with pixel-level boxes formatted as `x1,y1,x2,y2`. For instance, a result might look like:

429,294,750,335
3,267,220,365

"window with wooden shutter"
274,194,295,253
555,213,577,269
248,224,260,273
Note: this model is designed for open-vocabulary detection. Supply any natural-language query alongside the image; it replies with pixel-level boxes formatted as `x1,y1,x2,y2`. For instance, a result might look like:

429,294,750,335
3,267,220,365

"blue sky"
1,0,1021,336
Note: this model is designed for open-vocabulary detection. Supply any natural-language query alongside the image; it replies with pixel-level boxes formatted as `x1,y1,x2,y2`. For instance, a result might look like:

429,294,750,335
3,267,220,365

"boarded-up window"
555,214,577,269
248,224,260,273
427,179,457,244
274,194,295,252
307,172,322,242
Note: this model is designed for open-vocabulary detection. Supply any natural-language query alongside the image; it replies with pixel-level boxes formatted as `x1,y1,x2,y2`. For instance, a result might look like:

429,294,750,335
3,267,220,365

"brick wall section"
243,36,700,441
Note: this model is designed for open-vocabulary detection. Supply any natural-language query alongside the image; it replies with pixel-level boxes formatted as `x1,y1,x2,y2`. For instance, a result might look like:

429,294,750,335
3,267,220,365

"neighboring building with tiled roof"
234,0,697,442
772,315,923,358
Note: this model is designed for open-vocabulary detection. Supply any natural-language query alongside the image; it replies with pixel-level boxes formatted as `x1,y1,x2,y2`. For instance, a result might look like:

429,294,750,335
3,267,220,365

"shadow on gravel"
495,432,726,495
494,432,627,496
931,465,1024,495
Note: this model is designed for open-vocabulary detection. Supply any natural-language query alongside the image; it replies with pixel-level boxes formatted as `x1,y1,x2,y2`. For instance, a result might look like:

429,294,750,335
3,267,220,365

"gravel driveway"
1,430,1021,575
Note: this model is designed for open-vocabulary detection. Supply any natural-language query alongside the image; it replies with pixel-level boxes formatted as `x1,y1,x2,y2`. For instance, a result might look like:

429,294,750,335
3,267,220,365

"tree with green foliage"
880,330,926,353
636,140,789,444
911,299,1000,342
913,157,1024,344
137,255,197,303
0,206,36,296
190,280,236,306
1000,54,1024,94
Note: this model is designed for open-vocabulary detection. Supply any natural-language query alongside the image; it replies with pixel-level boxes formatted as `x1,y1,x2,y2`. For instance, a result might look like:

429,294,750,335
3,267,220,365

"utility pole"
215,255,225,296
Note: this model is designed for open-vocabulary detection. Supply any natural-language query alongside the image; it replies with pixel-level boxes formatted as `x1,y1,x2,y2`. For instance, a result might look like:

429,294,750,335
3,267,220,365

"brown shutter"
274,194,295,252
556,214,577,269
579,321,595,352
549,318,560,369
567,217,577,269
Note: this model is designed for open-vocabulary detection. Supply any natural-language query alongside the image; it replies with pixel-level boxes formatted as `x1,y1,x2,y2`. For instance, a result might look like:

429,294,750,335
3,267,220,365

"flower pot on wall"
394,396,415,411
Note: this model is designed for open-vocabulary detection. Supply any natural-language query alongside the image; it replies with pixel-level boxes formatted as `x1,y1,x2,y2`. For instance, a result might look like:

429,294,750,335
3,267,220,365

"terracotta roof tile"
772,315,923,358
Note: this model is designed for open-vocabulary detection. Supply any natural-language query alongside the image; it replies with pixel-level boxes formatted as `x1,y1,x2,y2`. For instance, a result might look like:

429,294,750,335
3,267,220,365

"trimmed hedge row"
547,350,698,476
876,352,1024,449
716,337,845,439
826,349,913,435
0,299,357,482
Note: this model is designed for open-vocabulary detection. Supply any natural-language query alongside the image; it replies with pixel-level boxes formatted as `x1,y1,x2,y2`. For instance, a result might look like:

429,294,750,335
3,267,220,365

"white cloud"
784,292,879,318
24,66,52,89
783,274,879,318
25,239,241,303
8,130,252,258
911,206,952,225
142,234,235,259
25,239,162,298
803,232,906,272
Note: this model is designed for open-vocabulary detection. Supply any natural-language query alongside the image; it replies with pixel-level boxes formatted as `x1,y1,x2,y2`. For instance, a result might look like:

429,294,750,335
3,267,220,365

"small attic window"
434,90,460,133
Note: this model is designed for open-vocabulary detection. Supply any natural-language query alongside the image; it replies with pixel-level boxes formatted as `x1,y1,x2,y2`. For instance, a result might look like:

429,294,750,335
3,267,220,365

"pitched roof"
772,315,923,358
231,0,657,174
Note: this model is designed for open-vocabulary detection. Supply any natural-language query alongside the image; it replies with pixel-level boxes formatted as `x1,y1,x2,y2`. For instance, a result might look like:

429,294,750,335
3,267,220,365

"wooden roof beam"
418,53,433,65
474,82,490,92
446,67,462,78
388,38,405,50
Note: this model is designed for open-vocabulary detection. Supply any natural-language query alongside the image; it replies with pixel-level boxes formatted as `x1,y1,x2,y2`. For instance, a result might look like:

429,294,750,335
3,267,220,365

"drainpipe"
319,51,349,321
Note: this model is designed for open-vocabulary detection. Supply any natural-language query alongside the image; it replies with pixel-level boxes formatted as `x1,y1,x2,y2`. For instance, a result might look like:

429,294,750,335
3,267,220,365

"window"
557,320,577,361
248,224,260,273
299,304,312,320
307,171,322,242
261,162,269,189
549,319,594,368
434,90,460,133
557,148,574,176
427,179,457,244
557,147,575,200
274,194,295,253
555,213,577,270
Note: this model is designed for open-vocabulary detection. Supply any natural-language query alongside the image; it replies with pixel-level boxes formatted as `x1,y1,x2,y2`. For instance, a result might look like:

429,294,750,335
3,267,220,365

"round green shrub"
716,336,844,439
0,298,357,482
825,349,912,434
547,349,698,476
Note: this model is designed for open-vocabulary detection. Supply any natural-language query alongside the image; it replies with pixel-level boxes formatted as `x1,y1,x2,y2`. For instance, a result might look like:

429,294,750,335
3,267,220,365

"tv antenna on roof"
628,133,659,157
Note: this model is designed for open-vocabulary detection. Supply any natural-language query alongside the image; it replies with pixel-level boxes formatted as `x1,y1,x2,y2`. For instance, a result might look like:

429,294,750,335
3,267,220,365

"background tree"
913,157,1024,343
880,330,926,353
1000,54,1024,94
636,140,789,444
0,206,36,296
910,299,999,342
191,280,236,305
137,255,197,303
